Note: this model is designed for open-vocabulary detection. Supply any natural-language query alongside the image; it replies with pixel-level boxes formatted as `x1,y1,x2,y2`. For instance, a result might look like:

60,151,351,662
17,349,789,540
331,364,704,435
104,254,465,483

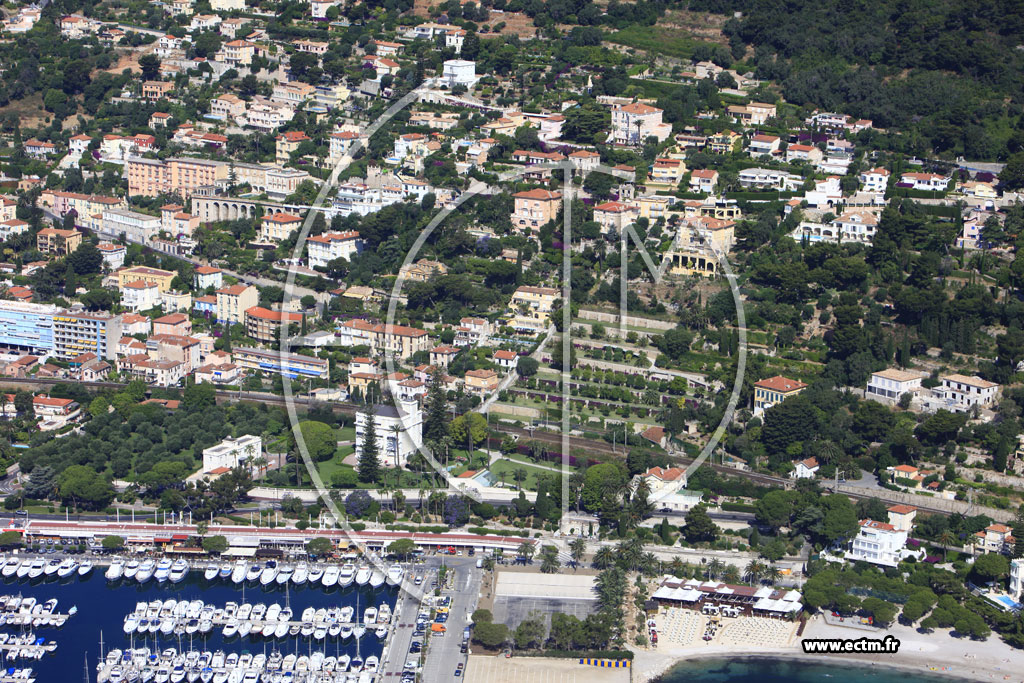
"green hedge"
721,502,757,513
887,186,951,199
467,527,524,537
385,524,449,533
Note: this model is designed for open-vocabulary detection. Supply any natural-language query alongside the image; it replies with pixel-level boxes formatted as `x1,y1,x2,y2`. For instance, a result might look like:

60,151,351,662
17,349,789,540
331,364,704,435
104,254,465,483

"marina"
0,556,401,683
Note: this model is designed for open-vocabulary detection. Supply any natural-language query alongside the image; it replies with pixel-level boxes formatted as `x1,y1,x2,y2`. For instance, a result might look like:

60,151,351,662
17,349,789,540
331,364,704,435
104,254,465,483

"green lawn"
488,458,558,491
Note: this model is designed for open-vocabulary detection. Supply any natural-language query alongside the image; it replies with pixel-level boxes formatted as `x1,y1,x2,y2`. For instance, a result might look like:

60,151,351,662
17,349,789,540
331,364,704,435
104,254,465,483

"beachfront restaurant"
651,575,803,619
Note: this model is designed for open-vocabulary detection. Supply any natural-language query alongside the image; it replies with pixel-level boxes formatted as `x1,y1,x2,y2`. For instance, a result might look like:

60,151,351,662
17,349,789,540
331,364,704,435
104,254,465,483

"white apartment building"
307,231,363,269
860,166,892,193
101,208,162,244
865,368,922,404
442,59,477,87
939,374,999,411
454,317,490,347
847,519,911,568
355,399,423,468
245,98,296,132
1011,559,1024,601
831,211,879,244
120,280,161,311
900,172,950,192
611,102,672,145
738,168,803,191
329,131,359,162
202,434,263,474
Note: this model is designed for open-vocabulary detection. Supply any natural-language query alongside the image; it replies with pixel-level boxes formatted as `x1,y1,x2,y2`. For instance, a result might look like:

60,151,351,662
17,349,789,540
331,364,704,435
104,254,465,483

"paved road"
420,557,479,683
380,561,434,678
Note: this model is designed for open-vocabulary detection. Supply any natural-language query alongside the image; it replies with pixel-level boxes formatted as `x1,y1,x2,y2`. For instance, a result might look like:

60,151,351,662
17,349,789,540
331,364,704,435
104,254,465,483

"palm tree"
764,565,782,586
516,540,535,564
705,558,725,580
539,545,560,574
617,537,644,572
512,467,527,491
722,565,741,584
743,559,764,584
639,552,660,577
569,537,587,570
389,423,402,469
937,529,956,563
592,546,615,569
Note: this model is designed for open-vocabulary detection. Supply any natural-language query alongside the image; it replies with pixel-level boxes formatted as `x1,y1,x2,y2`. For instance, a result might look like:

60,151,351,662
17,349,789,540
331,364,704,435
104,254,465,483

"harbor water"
0,564,398,680
655,656,971,682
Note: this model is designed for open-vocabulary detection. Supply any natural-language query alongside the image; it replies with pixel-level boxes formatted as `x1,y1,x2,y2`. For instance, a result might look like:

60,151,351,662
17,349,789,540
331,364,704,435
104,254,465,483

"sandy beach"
632,614,1024,682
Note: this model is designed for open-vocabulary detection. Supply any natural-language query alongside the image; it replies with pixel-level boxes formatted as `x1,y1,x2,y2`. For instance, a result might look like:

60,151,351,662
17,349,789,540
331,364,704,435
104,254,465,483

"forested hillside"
690,0,1024,159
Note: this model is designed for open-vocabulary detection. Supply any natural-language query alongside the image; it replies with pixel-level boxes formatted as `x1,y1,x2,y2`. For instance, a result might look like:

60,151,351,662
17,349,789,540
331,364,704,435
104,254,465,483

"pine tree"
424,371,449,443
358,405,381,484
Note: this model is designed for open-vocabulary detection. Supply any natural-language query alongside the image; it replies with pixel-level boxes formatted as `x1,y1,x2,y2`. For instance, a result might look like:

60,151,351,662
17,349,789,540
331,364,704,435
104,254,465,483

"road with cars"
420,556,480,682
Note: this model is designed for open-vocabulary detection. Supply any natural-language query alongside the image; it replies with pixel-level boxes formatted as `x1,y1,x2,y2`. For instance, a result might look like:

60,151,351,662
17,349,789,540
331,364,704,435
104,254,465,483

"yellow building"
259,213,303,244
753,375,807,417
509,286,559,334
216,284,259,324
37,228,83,256
116,266,176,292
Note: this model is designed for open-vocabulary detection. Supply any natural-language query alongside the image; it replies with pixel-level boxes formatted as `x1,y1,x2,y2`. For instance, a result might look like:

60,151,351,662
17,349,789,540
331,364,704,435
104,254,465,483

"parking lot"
466,655,630,683
491,571,597,628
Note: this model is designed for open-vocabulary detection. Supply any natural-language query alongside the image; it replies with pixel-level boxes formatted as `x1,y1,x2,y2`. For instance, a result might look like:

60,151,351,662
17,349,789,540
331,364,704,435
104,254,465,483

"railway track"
0,377,993,518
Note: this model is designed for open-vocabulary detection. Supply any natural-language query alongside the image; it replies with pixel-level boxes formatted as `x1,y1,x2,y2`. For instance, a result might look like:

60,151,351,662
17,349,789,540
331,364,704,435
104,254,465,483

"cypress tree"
424,371,449,443
358,405,381,483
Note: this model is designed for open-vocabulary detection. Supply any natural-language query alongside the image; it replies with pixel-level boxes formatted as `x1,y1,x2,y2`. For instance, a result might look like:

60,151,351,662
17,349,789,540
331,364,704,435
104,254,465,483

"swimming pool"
987,593,1022,611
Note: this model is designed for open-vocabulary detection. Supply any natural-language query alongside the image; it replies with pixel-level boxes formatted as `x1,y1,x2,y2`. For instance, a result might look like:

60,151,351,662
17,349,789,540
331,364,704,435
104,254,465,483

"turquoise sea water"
656,657,971,682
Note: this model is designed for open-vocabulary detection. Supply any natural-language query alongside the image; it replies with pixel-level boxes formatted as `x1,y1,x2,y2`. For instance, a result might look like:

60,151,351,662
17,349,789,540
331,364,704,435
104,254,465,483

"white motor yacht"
136,559,156,583
2,558,20,578
15,559,32,578
237,620,252,638
368,569,385,589
338,563,355,588
230,560,247,584
123,560,140,580
339,606,354,624
203,563,219,581
321,565,339,588
244,563,262,582
26,560,45,579
222,620,238,638
385,564,403,587
78,560,94,576
377,604,391,623
363,607,377,626
275,565,294,585
308,565,324,584
168,560,189,584
292,563,308,585
354,566,370,586
154,559,173,583
43,559,61,576
259,561,278,586
56,558,77,578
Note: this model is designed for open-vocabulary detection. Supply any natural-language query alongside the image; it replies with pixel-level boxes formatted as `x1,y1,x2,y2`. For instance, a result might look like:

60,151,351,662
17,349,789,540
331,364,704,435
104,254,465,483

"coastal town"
0,0,1023,680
